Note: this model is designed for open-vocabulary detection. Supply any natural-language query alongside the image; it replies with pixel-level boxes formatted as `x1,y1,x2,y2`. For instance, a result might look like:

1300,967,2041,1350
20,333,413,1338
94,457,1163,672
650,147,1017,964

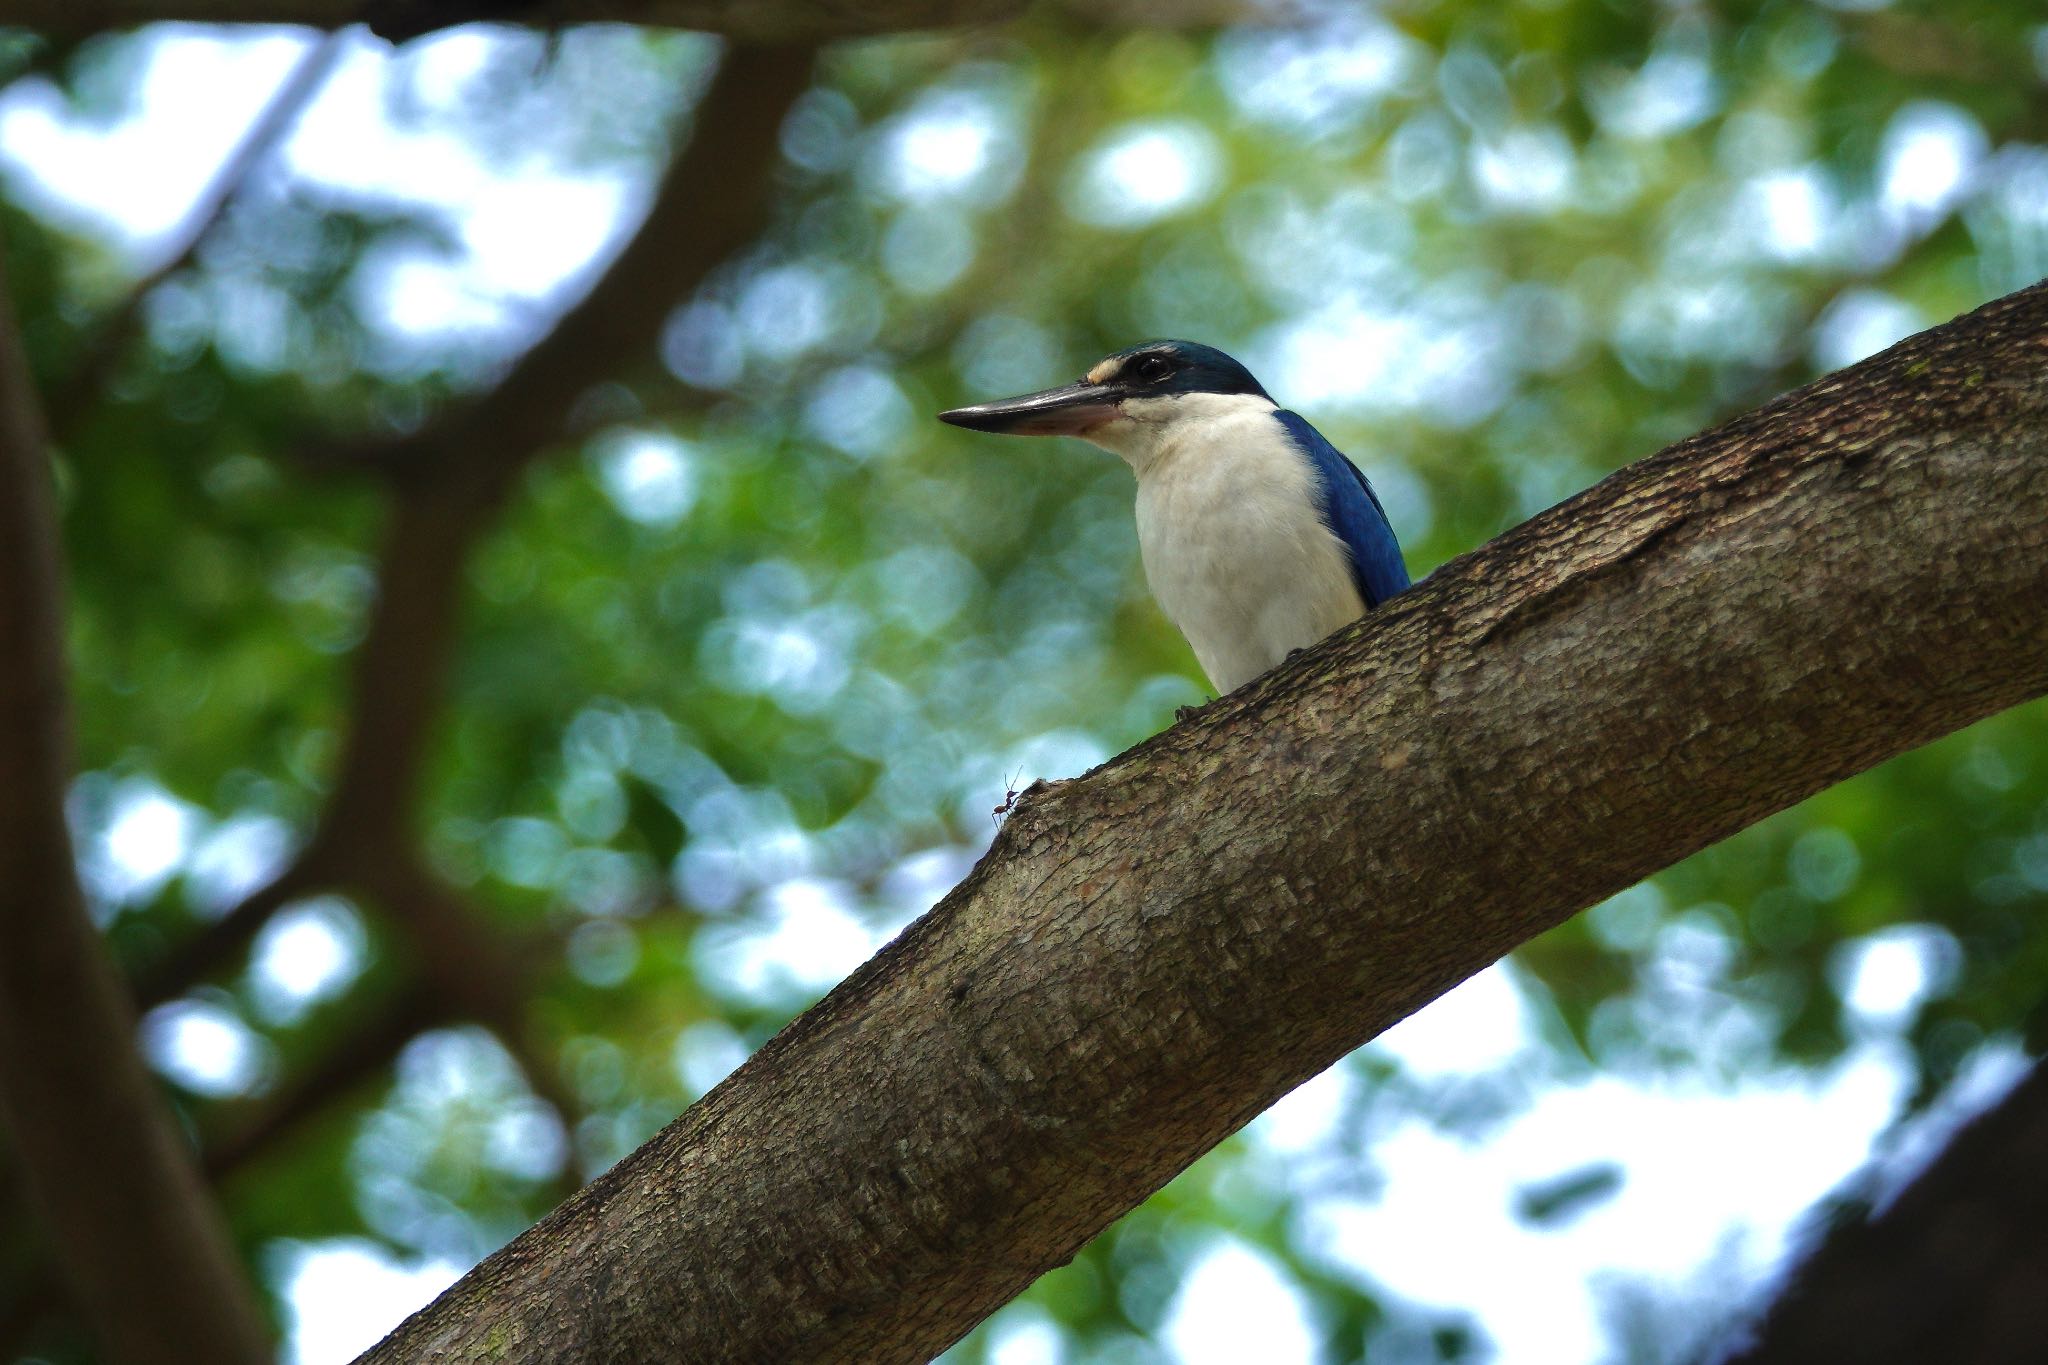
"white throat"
1081,391,1278,475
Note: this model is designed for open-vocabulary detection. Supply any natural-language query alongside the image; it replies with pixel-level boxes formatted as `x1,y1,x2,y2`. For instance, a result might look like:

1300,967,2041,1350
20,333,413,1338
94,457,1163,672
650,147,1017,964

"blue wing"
1272,410,1410,608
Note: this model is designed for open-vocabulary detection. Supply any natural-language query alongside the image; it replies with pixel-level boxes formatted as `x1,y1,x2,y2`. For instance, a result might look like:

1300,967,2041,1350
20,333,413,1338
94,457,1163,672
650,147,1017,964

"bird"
938,340,1409,696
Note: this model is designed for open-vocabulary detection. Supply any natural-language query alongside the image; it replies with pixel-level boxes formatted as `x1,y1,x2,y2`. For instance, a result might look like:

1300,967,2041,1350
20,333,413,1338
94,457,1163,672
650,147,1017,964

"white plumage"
1082,392,1366,693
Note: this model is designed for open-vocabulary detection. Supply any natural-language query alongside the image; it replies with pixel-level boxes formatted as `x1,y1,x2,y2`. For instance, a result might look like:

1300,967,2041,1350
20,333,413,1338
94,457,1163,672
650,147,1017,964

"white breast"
1124,404,1365,693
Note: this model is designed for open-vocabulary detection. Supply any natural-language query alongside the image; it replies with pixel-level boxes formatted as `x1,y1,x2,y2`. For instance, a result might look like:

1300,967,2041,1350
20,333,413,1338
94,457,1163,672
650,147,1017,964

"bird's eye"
1134,354,1174,383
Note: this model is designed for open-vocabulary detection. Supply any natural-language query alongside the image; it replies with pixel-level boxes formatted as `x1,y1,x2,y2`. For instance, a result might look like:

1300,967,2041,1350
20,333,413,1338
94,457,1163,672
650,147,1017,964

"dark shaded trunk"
1720,1058,2048,1365
0,243,272,1365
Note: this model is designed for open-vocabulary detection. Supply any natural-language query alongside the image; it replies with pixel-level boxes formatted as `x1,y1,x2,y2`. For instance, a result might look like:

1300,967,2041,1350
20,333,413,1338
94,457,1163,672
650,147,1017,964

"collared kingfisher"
939,340,1410,695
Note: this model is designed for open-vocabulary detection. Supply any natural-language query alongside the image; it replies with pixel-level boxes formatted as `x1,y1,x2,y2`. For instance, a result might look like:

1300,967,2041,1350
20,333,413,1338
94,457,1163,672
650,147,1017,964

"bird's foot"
1174,699,1216,724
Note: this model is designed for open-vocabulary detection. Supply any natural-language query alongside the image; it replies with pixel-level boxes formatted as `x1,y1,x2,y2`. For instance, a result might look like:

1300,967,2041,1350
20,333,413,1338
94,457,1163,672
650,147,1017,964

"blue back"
1272,410,1410,608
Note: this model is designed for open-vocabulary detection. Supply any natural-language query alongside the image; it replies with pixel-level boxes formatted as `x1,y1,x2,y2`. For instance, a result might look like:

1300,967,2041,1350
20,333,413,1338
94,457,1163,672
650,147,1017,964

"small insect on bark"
991,770,1026,824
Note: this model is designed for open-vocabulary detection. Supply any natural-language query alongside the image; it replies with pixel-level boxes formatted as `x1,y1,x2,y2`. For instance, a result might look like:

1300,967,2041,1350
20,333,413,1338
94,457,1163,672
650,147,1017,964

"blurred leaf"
619,773,687,866
1513,1162,1626,1229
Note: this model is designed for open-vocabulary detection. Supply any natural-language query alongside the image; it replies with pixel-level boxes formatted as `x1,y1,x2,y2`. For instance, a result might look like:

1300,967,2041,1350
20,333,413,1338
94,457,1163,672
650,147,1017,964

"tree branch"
130,849,327,1011
358,282,2048,1363
0,1269,66,1365
199,916,574,1197
139,43,817,1002
1720,1058,2048,1363
0,239,271,1365
28,863,565,1348
364,858,585,1132
202,980,447,1180
366,41,817,486
47,27,348,439
0,0,1022,41
318,37,817,836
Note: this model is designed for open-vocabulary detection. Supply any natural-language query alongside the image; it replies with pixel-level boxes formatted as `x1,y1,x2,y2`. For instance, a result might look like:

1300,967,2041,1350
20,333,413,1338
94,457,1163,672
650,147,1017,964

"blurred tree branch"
359,40,813,484
4,40,812,1357
0,0,1024,41
0,241,272,1365
139,42,815,1006
3,51,820,1345
187,863,568,1185
47,26,349,439
359,282,2048,1363
1721,1058,2048,1365
201,980,448,1180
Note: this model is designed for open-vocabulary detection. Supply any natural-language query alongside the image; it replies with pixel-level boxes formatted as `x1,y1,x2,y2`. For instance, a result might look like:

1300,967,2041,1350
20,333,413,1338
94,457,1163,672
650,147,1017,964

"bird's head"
938,340,1274,468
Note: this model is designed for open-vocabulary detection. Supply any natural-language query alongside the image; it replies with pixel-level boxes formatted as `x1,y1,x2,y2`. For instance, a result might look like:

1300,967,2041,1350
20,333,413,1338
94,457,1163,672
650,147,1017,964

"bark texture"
2,0,1025,40
354,286,2048,1362
1720,1059,2048,1365
0,250,272,1363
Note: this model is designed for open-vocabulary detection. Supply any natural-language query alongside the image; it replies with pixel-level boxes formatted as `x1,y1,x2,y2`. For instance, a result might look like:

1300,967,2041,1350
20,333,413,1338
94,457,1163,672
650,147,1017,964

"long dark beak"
938,381,1126,437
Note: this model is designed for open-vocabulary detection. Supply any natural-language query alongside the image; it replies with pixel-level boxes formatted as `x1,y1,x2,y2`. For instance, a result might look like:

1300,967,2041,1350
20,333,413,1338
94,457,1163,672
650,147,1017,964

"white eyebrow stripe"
1087,357,1123,385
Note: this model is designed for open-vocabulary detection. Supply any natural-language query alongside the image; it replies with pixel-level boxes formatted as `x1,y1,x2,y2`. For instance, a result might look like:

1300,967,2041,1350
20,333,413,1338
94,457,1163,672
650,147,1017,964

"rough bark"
1719,1058,2048,1365
353,283,2048,1361
0,0,1024,40
0,247,272,1364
